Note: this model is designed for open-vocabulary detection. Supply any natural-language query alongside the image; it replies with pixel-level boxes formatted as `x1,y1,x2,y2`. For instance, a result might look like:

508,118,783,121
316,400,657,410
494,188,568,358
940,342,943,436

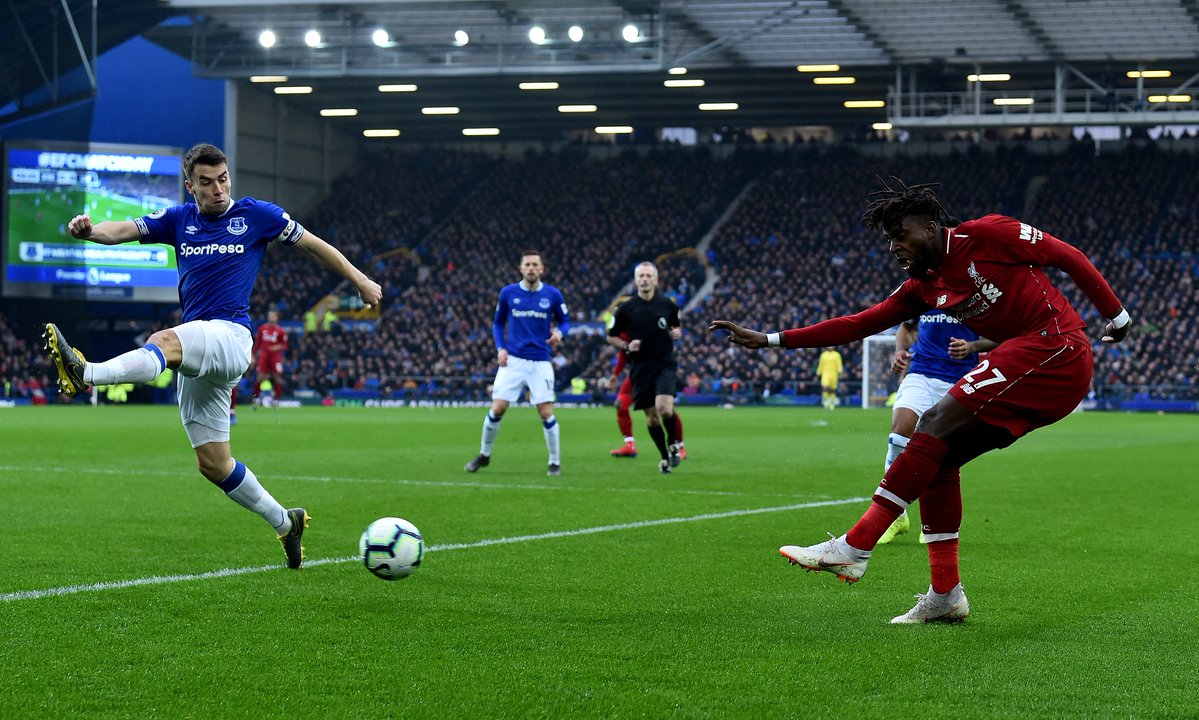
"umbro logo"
185,225,199,234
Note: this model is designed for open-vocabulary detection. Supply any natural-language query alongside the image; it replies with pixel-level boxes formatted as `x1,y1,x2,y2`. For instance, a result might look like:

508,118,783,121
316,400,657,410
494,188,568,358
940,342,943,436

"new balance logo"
936,294,947,307
1019,223,1043,244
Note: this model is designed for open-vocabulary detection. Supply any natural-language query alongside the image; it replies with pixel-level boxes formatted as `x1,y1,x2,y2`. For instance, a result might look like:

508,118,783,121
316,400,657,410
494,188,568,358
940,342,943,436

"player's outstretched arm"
67,215,140,245
708,320,769,349
295,230,382,308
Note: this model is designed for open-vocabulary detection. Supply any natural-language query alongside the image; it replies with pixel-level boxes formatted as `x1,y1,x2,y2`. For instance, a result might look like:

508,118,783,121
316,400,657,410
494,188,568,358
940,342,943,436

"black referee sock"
648,424,669,460
663,412,677,447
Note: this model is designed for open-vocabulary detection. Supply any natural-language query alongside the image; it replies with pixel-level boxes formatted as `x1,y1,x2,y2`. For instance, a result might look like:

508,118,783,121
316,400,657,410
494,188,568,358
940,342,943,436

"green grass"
1,405,1196,718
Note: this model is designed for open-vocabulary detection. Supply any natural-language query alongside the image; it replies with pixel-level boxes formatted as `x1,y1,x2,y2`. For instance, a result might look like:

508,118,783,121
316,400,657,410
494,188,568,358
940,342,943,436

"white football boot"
890,583,971,624
779,534,870,584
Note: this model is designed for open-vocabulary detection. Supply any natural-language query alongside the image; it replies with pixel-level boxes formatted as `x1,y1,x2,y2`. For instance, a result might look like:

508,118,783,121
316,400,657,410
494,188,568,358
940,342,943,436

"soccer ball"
359,517,424,580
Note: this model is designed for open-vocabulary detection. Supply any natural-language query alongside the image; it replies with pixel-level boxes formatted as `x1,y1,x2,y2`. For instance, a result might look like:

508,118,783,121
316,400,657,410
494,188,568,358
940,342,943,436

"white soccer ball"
359,517,424,580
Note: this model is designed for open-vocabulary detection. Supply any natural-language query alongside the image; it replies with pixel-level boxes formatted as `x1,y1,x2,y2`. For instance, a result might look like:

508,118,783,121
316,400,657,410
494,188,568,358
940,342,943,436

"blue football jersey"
907,310,982,383
135,198,305,328
492,281,570,362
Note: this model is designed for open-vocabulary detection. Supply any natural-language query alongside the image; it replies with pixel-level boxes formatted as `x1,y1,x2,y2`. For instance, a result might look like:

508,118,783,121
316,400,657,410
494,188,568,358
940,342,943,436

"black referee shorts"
629,358,678,411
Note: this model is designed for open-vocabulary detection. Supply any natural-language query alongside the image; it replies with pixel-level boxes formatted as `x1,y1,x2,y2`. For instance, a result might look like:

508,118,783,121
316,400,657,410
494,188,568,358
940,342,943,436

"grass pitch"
1,405,1195,718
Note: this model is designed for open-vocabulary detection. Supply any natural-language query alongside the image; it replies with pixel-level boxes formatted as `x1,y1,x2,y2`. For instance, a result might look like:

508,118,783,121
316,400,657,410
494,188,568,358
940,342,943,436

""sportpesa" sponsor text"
179,243,246,257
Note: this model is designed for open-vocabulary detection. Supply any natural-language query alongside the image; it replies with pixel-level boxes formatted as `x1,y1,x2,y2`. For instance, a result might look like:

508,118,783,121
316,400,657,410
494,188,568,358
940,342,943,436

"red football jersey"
612,330,631,377
782,215,1122,348
255,322,288,357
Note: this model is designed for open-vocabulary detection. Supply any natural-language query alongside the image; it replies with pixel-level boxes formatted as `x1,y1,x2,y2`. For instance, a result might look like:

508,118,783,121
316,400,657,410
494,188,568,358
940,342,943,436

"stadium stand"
5,138,1195,408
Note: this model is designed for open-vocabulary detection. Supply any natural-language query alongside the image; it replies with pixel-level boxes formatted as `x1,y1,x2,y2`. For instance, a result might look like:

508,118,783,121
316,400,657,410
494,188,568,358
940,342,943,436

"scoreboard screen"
2,140,182,302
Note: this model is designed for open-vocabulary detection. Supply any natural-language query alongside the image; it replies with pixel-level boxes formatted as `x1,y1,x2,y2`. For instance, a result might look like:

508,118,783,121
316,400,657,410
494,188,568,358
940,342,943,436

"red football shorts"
258,354,283,375
947,329,1092,440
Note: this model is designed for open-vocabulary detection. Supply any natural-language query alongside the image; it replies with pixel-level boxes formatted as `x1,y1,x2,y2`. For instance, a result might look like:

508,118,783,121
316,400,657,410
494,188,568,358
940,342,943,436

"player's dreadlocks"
861,176,954,232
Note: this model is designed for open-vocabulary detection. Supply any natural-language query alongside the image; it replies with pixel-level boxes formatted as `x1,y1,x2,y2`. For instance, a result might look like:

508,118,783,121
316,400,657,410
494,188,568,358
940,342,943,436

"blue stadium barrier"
1118,399,1198,413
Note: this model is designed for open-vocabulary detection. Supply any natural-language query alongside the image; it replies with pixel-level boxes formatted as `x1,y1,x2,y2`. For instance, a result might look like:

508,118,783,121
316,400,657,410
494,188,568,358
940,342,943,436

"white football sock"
85,345,166,385
480,412,502,456
543,415,560,465
884,432,910,473
221,461,289,534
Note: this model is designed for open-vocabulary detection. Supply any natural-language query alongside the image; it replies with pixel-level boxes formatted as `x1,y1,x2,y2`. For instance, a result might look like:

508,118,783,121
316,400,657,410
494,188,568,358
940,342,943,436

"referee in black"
607,261,683,474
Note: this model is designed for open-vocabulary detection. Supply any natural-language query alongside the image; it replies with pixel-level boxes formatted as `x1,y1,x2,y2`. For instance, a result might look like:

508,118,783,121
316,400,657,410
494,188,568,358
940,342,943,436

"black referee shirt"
608,292,680,362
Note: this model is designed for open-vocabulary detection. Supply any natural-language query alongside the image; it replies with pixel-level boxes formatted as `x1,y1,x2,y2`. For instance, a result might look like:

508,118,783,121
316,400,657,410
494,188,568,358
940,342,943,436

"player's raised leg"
44,322,174,398
42,323,90,397
780,534,871,583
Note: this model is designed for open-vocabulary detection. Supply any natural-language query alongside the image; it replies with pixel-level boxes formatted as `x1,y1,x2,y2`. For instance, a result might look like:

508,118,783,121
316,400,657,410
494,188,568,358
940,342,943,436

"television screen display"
3,140,182,302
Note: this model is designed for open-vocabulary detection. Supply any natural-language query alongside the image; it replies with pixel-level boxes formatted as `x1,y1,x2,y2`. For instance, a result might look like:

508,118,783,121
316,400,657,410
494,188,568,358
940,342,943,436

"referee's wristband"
767,332,781,348
1110,308,1130,329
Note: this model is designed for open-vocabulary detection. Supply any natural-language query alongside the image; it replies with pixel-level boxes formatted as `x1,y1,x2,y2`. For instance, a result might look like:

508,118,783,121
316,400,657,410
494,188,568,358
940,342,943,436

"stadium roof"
0,0,174,123
8,1,1199,139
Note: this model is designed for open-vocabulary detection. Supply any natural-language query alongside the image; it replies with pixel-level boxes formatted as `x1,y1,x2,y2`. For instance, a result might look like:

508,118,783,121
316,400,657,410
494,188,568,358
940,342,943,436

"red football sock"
274,382,283,402
879,432,951,500
928,540,961,594
845,499,903,551
616,396,634,438
845,432,950,551
920,466,963,540
673,412,684,442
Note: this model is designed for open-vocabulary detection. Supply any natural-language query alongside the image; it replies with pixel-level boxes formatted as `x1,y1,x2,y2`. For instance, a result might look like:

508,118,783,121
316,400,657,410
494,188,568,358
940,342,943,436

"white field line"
0,496,867,603
0,464,837,500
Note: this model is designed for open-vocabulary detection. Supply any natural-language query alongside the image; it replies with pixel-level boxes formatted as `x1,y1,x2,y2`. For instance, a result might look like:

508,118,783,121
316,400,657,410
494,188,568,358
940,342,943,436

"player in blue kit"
42,143,382,569
876,310,996,544
465,250,570,476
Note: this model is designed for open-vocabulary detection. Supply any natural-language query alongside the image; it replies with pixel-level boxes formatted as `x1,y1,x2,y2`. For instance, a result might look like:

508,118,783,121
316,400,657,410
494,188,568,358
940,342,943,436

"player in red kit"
609,331,686,459
710,178,1130,623
253,310,288,406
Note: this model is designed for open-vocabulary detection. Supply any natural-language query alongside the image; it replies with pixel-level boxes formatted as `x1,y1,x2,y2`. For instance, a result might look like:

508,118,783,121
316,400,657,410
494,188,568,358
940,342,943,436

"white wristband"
767,332,781,348
1110,308,1130,329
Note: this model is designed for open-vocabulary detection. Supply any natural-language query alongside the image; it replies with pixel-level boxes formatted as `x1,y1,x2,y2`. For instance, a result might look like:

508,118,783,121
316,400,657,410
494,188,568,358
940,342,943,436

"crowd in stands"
3,138,1195,404
1024,146,1199,397
0,314,51,403
249,149,498,321
677,144,1034,398
278,147,751,397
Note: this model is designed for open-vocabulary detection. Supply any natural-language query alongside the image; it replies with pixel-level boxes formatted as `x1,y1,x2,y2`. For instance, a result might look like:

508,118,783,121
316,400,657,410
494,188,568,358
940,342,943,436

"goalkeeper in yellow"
816,347,844,410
